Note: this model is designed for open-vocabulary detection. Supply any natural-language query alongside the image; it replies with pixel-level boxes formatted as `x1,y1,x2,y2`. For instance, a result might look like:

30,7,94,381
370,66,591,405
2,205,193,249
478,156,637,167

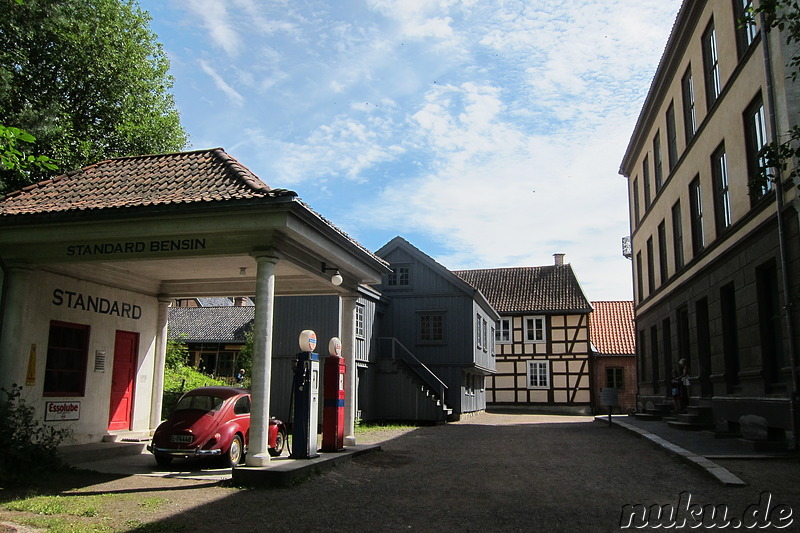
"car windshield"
174,394,225,413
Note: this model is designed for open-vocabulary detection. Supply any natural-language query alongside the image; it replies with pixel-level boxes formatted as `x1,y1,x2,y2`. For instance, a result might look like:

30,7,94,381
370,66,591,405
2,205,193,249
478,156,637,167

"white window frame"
490,326,495,356
482,318,488,352
526,360,550,389
524,316,546,343
476,314,482,349
496,318,511,344
355,304,365,339
387,265,410,287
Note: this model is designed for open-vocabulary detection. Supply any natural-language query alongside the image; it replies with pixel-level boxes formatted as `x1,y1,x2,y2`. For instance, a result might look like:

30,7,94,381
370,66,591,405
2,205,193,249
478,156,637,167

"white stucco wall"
0,268,159,444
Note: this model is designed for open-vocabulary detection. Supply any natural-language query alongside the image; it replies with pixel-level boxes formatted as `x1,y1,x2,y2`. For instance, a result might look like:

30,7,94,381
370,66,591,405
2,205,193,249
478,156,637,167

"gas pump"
321,337,346,452
290,330,320,459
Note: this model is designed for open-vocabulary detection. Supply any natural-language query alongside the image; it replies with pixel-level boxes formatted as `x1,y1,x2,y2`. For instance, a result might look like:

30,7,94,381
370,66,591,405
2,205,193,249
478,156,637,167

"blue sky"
137,0,682,301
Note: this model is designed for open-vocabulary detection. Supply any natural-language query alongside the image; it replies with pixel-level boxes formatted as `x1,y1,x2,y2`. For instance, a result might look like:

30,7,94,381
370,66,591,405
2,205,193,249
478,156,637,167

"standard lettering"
51,288,142,320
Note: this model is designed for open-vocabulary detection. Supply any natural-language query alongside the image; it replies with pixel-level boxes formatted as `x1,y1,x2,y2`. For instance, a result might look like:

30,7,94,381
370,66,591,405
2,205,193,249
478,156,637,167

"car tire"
227,435,244,467
269,428,286,457
154,453,173,467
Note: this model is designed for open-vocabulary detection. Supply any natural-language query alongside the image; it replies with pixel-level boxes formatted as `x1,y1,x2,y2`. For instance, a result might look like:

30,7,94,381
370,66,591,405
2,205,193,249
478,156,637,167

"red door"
108,330,138,431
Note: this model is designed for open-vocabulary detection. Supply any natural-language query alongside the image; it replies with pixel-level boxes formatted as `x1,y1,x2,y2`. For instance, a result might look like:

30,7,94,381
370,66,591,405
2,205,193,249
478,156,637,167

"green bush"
161,365,228,419
0,384,72,486
165,336,189,370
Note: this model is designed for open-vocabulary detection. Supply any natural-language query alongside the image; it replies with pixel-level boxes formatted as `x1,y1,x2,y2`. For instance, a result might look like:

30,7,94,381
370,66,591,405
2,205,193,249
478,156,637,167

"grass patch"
124,519,187,532
4,493,103,517
137,496,168,510
7,515,112,532
355,422,416,434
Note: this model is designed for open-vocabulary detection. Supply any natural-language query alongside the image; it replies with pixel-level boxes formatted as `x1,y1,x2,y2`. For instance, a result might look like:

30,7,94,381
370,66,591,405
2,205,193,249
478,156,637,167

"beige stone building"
620,0,799,445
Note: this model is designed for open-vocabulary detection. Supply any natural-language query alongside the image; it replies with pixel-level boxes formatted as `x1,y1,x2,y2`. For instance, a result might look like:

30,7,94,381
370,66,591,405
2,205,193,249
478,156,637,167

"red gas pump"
321,337,345,452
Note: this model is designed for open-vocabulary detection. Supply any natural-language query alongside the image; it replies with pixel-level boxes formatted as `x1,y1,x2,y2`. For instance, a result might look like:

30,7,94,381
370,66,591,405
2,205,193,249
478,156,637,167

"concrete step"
633,412,664,421
59,441,148,464
667,419,713,431
737,438,789,452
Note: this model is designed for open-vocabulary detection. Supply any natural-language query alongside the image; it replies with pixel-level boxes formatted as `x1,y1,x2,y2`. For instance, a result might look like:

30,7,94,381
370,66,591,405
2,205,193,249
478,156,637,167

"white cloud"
184,0,241,56
198,60,245,106
269,113,405,184
148,0,683,299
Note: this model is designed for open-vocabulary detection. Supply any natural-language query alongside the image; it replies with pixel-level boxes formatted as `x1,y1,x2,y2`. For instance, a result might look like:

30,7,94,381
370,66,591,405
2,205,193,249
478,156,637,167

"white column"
341,294,358,446
149,297,171,430
246,251,280,466
0,266,32,389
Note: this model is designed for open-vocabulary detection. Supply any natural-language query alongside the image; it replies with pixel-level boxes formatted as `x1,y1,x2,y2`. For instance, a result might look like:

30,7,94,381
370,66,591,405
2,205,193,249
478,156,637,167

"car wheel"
227,435,244,467
269,428,286,457
154,453,173,467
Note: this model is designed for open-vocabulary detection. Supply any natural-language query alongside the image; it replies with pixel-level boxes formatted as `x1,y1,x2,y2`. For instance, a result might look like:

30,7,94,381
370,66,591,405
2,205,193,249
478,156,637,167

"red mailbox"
321,337,346,452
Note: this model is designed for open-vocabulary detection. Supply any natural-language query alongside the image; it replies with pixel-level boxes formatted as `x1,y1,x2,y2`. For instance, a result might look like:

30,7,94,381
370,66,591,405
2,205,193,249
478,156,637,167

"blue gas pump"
290,330,320,459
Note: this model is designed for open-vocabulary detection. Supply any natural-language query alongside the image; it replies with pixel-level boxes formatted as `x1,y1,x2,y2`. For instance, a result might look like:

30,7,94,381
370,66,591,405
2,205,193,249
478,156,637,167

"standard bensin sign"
66,237,206,257
52,289,142,319
45,401,80,421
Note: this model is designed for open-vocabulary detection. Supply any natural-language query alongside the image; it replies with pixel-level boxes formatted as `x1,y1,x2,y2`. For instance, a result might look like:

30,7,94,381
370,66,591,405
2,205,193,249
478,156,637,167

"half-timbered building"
454,255,593,414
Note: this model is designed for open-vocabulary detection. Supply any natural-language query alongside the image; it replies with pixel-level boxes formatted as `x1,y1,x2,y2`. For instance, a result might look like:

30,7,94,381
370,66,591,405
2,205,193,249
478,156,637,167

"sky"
137,0,683,301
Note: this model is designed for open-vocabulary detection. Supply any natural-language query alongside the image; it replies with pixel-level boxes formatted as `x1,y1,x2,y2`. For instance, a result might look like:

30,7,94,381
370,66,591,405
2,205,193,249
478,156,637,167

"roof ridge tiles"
211,148,271,193
0,148,303,215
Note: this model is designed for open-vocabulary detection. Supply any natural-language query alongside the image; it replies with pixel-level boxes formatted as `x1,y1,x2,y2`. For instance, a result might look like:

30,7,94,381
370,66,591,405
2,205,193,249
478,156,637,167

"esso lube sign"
299,329,317,353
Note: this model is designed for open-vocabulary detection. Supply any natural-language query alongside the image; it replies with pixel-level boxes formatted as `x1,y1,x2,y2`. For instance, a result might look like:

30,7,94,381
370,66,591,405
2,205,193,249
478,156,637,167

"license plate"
170,434,193,444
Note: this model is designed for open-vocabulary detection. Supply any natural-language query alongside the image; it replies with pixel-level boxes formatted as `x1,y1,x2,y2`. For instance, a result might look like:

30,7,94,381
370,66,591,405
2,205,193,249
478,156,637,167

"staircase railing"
378,337,448,405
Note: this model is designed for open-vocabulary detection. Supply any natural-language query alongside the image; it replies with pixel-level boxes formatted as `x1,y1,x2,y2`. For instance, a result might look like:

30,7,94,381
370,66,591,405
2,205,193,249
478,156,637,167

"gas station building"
0,148,390,465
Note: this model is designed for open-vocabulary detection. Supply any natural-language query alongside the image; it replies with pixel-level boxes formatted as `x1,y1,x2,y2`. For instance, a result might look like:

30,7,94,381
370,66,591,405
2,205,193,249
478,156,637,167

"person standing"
678,359,690,413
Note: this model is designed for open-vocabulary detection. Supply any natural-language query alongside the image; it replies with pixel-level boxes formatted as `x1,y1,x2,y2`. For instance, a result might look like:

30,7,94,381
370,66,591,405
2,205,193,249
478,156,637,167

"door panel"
108,331,138,431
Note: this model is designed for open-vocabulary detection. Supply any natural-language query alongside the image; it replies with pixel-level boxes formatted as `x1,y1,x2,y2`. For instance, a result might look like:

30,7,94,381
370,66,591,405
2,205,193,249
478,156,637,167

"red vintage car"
148,386,286,467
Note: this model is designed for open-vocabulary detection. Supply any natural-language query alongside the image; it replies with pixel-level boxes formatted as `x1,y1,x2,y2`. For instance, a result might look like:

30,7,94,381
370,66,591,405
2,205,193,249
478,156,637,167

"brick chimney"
554,253,565,266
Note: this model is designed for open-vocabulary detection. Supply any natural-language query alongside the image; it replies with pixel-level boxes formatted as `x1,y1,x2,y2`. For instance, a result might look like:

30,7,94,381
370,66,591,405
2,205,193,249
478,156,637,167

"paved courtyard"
8,413,800,532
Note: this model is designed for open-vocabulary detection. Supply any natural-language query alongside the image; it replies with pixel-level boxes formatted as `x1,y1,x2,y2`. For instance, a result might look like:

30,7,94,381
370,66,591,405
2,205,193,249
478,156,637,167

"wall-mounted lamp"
321,262,343,286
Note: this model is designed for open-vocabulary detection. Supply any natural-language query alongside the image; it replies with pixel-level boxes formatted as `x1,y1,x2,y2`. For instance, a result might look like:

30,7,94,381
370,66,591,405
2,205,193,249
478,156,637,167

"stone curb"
231,443,381,488
595,416,746,487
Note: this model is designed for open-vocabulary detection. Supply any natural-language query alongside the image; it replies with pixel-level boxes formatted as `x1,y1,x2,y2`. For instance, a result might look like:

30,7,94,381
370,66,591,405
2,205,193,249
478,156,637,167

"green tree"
0,124,58,175
0,0,187,194
165,335,189,370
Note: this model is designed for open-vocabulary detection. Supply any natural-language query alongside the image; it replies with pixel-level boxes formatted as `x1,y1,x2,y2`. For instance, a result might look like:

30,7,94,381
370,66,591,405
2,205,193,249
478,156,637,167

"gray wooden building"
374,236,498,421
168,236,500,424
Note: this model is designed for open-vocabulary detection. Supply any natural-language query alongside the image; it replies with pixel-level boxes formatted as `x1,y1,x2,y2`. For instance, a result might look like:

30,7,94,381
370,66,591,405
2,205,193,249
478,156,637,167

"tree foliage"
165,335,189,370
0,124,58,175
0,0,187,194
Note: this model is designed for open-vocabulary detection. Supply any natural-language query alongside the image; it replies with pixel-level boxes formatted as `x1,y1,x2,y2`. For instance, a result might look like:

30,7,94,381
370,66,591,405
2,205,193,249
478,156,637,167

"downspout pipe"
761,12,800,450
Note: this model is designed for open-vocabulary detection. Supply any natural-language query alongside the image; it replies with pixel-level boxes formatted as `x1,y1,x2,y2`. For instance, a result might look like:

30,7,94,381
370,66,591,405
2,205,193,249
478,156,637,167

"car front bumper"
147,444,222,457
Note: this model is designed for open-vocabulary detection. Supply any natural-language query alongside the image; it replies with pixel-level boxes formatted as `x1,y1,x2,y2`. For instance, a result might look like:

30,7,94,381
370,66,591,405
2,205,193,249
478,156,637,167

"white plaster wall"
1,268,159,444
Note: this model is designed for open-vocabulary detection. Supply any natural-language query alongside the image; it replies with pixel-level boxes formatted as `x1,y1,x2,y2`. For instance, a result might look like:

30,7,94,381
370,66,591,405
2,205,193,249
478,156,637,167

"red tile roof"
0,148,296,216
453,265,592,314
589,301,635,356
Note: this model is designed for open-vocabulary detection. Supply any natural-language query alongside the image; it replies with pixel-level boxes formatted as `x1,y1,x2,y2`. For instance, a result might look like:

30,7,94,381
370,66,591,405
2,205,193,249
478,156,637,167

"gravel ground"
2,413,799,532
